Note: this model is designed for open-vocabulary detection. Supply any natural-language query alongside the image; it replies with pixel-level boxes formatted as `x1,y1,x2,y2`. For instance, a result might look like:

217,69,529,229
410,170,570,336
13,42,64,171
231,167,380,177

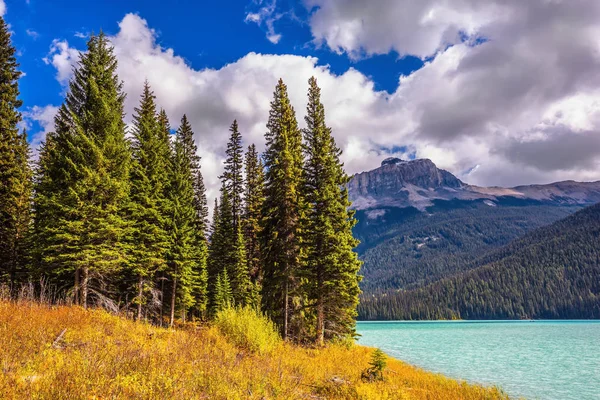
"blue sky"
7,0,422,113
3,0,600,199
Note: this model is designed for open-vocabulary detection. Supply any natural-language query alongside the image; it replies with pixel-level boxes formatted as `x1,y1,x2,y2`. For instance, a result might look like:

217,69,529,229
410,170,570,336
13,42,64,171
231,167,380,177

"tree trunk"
283,279,289,341
170,277,177,328
160,275,165,327
316,278,325,346
74,268,80,305
136,275,143,321
81,267,89,309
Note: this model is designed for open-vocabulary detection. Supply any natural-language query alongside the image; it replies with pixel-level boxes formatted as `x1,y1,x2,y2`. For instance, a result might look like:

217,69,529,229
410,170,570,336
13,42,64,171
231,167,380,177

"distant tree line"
358,203,600,320
0,20,362,344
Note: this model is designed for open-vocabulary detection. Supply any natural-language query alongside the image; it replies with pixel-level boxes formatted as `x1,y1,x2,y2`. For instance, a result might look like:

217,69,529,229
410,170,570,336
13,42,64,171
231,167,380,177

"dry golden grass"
0,301,510,399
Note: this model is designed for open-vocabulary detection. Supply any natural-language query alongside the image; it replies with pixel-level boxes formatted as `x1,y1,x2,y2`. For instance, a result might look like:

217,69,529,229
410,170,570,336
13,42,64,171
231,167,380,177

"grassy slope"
0,302,509,400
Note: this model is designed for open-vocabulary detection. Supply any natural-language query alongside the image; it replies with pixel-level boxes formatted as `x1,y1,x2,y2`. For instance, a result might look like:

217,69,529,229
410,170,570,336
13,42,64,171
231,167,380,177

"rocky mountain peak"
381,157,404,166
348,157,600,211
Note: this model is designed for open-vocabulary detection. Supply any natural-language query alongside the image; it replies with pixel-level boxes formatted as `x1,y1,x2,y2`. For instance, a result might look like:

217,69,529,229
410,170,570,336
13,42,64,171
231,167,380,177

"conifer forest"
0,20,362,344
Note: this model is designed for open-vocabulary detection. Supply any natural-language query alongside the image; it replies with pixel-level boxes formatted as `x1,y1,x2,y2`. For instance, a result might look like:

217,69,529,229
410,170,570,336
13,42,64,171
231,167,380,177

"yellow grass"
0,301,510,399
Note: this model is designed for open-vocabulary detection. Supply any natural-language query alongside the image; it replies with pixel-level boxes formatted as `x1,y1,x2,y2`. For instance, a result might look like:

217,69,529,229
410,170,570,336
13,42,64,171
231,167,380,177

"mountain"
349,157,600,211
358,203,600,320
350,158,600,294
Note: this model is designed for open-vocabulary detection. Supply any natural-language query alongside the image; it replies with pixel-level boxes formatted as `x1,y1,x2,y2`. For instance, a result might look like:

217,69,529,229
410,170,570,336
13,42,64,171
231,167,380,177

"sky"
3,0,600,204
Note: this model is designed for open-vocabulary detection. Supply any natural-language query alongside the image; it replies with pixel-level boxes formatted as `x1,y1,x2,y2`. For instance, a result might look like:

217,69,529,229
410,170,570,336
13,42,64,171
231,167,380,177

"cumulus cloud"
35,5,600,209
302,0,600,186
43,39,80,86
0,0,5,17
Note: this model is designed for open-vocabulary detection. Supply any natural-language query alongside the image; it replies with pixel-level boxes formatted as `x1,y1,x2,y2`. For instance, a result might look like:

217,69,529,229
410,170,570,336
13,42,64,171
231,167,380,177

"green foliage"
214,306,281,354
165,115,199,324
302,77,362,344
33,33,130,308
221,120,244,229
261,78,306,340
360,203,600,320
128,82,169,319
212,268,234,314
361,348,387,382
0,16,32,287
355,201,582,294
243,144,264,290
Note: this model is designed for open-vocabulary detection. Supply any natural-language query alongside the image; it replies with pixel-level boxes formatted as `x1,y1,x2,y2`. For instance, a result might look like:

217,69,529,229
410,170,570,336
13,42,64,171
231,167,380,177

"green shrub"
214,306,281,354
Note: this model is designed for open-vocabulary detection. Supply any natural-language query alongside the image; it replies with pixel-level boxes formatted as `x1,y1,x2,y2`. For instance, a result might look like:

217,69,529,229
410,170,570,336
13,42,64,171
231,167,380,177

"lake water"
357,321,600,400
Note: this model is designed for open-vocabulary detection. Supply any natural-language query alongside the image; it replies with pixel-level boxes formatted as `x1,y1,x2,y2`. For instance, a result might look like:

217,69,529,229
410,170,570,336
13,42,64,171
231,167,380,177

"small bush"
214,306,281,354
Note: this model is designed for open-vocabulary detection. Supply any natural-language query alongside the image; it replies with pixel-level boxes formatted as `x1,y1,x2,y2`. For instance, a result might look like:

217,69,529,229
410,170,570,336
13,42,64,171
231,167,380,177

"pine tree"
261,79,306,340
173,114,208,318
221,120,244,230
232,224,251,306
303,77,362,344
213,268,233,313
243,144,265,304
165,115,198,326
128,82,169,320
0,16,32,288
207,185,234,308
33,33,130,308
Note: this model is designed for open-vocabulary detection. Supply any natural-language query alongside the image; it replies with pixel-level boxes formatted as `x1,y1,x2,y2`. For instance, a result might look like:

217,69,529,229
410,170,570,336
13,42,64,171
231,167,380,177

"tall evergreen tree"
303,77,362,344
165,115,199,326
207,185,234,307
243,144,264,303
232,224,251,306
0,16,32,288
128,82,170,320
261,79,306,340
34,33,130,308
175,114,209,318
221,120,244,230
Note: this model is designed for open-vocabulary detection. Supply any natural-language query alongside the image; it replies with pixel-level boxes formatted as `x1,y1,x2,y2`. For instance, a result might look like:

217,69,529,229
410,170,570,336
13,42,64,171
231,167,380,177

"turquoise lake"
357,321,600,400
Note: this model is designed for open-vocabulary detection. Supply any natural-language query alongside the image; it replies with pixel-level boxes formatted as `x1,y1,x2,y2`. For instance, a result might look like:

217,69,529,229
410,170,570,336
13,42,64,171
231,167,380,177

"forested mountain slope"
350,158,600,294
358,203,600,320
354,199,581,292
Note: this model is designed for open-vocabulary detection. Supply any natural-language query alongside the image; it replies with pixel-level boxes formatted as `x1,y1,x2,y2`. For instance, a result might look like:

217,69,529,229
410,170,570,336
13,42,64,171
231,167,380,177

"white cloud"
36,8,600,211
43,39,80,87
26,29,39,39
22,105,60,156
0,0,6,17
245,0,283,44
305,0,506,59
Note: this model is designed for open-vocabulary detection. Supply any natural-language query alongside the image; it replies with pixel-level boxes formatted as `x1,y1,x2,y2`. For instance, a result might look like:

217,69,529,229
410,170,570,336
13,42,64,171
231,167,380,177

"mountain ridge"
348,157,600,211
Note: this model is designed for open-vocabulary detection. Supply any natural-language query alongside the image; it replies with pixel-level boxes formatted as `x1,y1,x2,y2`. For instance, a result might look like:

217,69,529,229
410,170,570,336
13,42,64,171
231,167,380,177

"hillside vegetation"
359,203,600,320
354,200,581,293
0,301,509,399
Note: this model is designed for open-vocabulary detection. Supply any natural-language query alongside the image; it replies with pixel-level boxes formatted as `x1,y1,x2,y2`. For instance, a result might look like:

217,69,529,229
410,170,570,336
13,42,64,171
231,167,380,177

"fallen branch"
52,328,67,349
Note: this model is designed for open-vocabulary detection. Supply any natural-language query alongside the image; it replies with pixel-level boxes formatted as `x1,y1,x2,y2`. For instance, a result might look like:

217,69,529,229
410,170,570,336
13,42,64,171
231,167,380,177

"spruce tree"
232,224,251,306
213,268,233,313
303,77,362,344
129,82,169,320
165,115,198,326
173,114,208,318
261,79,306,340
243,144,265,303
221,120,244,230
0,16,32,288
207,185,234,309
34,33,130,308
